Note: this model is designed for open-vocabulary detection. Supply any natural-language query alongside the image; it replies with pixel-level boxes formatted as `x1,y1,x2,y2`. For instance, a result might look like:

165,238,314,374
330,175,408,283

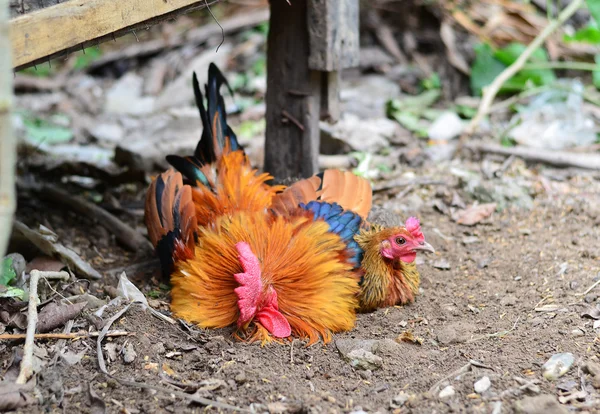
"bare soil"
6,170,600,414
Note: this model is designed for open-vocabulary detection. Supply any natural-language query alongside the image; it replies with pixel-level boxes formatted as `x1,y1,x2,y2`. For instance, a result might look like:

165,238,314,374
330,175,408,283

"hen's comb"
405,217,424,242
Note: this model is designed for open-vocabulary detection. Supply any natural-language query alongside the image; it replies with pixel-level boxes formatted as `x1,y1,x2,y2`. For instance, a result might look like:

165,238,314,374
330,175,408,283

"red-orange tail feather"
144,170,198,276
270,170,373,219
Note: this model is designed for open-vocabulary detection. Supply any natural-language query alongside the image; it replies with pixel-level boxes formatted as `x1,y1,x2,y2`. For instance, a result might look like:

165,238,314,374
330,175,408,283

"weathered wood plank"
10,0,218,71
264,0,320,181
0,0,16,257
307,0,359,71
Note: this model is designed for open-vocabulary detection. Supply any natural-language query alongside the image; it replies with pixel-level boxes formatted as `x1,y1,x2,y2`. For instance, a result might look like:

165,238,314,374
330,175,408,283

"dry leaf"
396,331,424,345
37,302,87,333
582,305,600,320
456,203,497,226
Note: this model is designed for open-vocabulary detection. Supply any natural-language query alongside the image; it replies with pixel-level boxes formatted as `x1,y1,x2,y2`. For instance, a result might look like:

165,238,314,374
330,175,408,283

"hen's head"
380,217,435,263
233,242,291,339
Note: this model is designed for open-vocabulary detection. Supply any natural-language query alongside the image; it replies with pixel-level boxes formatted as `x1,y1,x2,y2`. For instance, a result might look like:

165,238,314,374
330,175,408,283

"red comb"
405,217,424,242
233,242,262,327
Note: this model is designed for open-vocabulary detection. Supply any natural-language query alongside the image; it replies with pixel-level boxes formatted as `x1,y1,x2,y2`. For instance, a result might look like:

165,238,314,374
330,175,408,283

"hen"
144,64,433,343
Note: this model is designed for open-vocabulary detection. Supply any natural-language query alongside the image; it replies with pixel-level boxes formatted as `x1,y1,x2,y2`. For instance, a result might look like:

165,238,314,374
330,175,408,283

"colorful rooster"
144,64,434,343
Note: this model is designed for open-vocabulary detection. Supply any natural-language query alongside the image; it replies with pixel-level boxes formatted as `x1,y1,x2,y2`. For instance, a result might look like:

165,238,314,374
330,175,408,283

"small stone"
571,328,585,337
514,276,522,281
391,392,409,408
584,293,598,304
436,321,474,345
514,394,568,414
151,343,166,355
432,259,451,270
234,372,247,384
346,349,383,371
122,343,137,364
359,370,372,380
474,376,491,394
542,353,575,380
582,360,600,377
89,123,124,142
594,320,600,330
501,295,517,306
462,236,480,245
428,112,465,141
438,385,455,399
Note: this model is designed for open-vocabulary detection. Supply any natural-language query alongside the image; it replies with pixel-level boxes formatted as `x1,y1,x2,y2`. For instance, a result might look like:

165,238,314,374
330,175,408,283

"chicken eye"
395,237,406,245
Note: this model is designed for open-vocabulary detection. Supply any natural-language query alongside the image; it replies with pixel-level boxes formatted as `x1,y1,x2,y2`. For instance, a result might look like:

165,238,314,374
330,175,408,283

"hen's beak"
414,241,435,254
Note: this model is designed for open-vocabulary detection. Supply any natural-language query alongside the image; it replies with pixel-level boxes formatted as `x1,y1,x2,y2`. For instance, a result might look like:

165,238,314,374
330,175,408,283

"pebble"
542,353,575,380
501,295,517,306
432,259,451,270
346,349,383,371
514,394,568,414
474,376,491,393
427,111,465,141
571,328,585,337
391,392,409,408
438,385,455,399
122,343,137,364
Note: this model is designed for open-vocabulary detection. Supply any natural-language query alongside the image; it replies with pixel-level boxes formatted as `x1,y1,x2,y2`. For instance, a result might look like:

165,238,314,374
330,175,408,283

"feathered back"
300,201,364,268
144,170,198,276
270,170,373,219
170,211,360,344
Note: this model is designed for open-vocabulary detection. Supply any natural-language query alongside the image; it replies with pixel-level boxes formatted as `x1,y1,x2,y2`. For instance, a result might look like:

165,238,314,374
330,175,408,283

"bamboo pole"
0,0,15,258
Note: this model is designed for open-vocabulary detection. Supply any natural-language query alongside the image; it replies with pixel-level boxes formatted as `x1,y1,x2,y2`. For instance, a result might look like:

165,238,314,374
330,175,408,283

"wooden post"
264,0,359,181
264,0,319,181
0,0,16,257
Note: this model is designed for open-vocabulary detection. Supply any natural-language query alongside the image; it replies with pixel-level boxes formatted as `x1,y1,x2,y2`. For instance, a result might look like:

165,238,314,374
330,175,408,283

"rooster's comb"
405,217,424,242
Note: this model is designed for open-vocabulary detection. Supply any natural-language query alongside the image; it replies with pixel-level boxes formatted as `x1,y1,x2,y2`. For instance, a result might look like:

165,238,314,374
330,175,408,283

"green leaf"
470,43,507,96
19,64,55,78
0,257,16,286
564,24,600,44
470,43,556,95
421,73,441,90
0,286,26,300
587,0,600,27
23,117,73,145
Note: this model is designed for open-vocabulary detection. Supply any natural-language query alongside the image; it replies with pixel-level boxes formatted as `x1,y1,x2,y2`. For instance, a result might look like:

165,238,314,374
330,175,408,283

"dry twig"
464,142,600,170
16,270,41,384
96,302,246,412
0,330,131,341
31,184,153,253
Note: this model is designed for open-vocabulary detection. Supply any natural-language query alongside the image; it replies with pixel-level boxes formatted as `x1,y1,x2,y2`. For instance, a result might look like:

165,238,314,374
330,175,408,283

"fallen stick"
0,330,131,341
465,142,600,171
16,270,40,384
33,184,153,253
96,302,247,412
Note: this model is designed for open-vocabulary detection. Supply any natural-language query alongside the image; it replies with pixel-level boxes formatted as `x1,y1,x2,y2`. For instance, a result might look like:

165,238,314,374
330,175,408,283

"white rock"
474,376,491,393
438,385,455,399
320,113,395,153
89,123,124,142
542,353,575,380
427,112,465,141
105,73,155,115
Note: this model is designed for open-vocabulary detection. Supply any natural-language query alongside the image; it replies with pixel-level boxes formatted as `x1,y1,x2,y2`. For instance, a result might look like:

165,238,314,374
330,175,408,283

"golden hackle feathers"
355,225,421,312
170,211,360,344
270,170,372,219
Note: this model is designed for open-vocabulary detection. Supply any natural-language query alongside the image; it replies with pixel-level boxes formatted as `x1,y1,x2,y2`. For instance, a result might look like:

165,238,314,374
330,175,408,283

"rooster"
145,64,434,343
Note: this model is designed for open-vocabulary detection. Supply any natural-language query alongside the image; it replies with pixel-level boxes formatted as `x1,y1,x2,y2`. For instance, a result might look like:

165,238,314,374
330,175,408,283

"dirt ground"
4,2,600,412
5,161,600,413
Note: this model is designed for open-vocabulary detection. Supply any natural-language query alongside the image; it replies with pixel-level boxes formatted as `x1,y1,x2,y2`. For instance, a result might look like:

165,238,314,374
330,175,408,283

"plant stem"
465,0,585,135
523,62,599,71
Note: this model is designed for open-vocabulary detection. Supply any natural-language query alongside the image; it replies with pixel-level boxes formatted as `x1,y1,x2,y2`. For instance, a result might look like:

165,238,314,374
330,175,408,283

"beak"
414,241,435,254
